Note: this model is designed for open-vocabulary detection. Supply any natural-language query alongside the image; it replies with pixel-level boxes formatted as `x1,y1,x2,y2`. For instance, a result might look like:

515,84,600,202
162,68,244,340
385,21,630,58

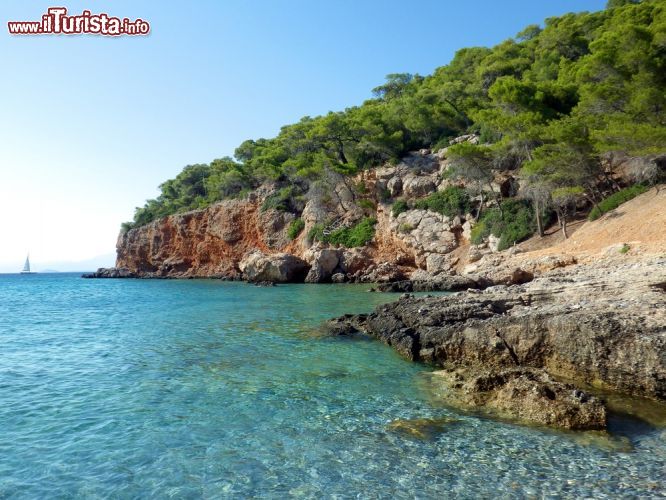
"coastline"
83,187,666,430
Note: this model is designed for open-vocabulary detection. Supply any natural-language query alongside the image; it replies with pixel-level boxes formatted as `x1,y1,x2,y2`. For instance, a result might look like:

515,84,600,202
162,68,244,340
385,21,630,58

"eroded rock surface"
430,368,607,430
239,251,310,283
327,257,666,429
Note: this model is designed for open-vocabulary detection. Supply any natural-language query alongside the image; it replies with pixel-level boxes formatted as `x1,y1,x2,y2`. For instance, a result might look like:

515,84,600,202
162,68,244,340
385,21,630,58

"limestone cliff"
108,136,661,284
116,197,296,278
113,146,481,281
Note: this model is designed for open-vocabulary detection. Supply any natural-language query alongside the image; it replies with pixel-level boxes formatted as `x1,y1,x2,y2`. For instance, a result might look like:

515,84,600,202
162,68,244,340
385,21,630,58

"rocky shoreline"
85,184,666,431
326,256,666,430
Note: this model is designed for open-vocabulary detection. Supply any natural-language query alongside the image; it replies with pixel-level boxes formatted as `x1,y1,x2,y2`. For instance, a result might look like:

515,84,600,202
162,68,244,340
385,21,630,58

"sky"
0,0,607,272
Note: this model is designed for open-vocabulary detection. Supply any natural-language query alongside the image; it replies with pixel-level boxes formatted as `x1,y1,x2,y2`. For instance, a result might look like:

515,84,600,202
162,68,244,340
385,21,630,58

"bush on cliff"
287,218,305,240
358,199,376,211
588,184,649,220
326,218,377,248
307,223,325,243
414,186,471,218
261,186,304,213
391,200,409,217
471,199,536,250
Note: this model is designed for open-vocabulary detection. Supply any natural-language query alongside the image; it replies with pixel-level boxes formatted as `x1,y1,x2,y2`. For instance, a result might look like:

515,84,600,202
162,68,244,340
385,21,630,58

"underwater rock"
386,416,459,440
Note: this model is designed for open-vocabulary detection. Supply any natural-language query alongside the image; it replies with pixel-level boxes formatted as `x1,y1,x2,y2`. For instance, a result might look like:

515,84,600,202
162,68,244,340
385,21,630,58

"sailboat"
20,254,36,274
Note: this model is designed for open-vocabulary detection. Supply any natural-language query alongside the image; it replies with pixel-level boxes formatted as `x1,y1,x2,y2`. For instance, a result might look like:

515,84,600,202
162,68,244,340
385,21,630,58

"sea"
0,273,664,498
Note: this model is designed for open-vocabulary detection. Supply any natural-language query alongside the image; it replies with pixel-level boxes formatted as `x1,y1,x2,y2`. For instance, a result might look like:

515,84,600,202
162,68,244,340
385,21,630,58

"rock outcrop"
327,257,666,429
239,251,310,283
82,267,136,278
304,248,341,283
115,198,271,279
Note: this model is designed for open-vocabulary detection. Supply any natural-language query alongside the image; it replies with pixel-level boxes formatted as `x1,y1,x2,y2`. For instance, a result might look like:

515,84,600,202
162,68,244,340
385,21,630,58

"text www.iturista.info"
8,7,150,36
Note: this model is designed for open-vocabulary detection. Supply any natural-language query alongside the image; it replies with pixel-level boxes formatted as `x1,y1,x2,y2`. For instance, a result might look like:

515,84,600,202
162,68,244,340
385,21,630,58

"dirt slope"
465,186,665,281
515,186,665,262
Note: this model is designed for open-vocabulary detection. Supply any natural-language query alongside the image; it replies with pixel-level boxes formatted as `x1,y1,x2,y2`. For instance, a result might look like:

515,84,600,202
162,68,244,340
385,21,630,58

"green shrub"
392,199,409,217
358,199,376,210
478,125,501,144
414,186,471,218
588,184,649,221
326,217,377,248
232,188,252,200
120,221,134,234
399,223,415,233
432,135,453,152
307,223,325,243
287,218,305,240
378,187,392,202
619,243,631,254
262,186,298,212
470,220,487,245
472,199,536,251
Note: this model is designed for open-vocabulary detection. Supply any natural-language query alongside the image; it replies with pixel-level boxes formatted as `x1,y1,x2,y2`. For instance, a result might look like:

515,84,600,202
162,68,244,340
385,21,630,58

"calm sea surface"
0,273,664,498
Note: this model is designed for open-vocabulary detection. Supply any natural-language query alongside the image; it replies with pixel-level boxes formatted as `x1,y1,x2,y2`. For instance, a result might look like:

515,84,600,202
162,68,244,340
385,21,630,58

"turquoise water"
0,273,664,498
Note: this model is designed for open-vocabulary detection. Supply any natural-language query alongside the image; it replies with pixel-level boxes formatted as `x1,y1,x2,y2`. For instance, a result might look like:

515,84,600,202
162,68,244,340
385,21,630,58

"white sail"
22,254,31,273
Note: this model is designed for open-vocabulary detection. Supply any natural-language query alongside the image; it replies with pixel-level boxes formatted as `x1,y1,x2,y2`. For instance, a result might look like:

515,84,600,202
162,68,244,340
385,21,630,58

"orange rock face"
116,199,279,278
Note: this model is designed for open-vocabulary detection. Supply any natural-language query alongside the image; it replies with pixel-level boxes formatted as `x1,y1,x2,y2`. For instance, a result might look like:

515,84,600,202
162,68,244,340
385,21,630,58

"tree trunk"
486,183,503,215
443,98,471,128
555,210,567,239
337,141,349,165
534,199,544,237
475,191,484,221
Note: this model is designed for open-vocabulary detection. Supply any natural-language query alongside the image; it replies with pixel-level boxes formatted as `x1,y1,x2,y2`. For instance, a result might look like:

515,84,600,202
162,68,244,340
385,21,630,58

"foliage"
414,186,471,218
470,220,488,245
128,1,666,228
261,186,303,212
399,223,415,233
378,187,392,202
391,199,409,217
619,243,631,253
307,223,325,243
287,218,305,240
325,218,377,248
470,199,536,250
357,199,376,210
588,184,649,219
607,0,641,9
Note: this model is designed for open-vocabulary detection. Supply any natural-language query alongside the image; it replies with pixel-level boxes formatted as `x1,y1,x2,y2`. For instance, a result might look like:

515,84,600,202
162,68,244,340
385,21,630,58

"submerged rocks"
386,416,460,440
431,368,607,430
239,251,310,283
323,314,368,336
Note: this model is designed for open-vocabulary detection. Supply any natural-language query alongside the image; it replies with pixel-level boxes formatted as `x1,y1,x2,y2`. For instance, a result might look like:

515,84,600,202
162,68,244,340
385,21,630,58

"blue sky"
0,0,606,271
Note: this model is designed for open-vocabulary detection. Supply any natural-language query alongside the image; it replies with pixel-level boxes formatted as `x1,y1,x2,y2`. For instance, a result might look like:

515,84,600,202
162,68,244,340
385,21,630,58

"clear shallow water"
0,273,664,498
